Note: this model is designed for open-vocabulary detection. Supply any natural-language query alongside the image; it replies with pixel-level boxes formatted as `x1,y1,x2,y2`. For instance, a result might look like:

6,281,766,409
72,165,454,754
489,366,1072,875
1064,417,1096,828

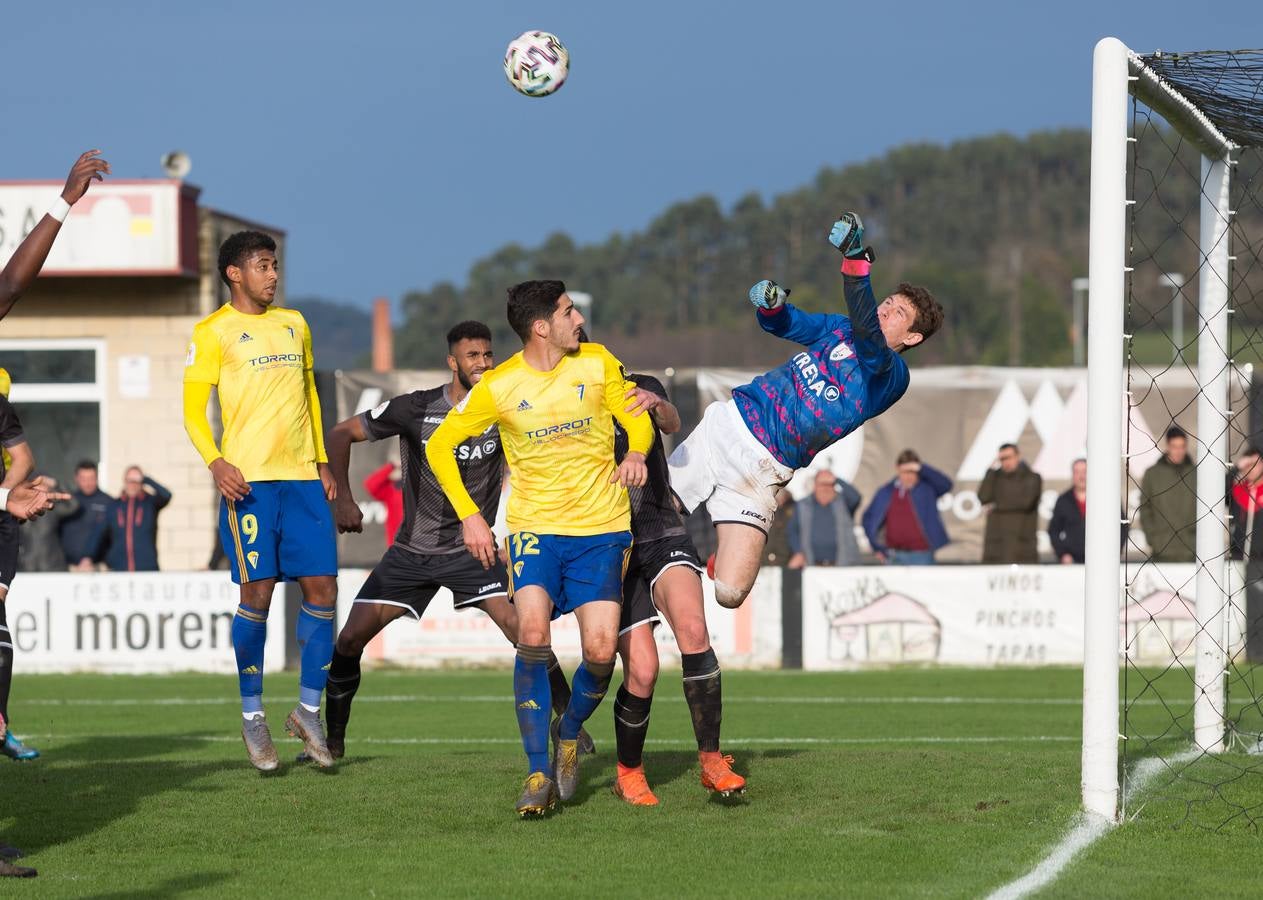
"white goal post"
1083,37,1238,821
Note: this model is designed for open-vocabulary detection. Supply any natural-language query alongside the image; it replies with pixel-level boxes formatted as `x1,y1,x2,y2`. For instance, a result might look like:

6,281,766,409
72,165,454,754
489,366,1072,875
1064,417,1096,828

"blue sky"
1,1,1255,307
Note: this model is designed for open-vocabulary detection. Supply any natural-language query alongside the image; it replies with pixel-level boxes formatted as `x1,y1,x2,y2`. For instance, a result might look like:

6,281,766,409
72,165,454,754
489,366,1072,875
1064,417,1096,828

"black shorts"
619,533,703,635
353,544,509,619
0,513,17,593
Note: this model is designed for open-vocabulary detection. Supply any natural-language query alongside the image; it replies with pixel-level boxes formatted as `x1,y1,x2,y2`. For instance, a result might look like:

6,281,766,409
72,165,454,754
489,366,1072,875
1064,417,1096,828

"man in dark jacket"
1048,459,1127,564
17,476,79,572
979,443,1043,564
787,470,862,567
1139,426,1196,562
103,467,171,572
862,449,952,564
60,460,110,571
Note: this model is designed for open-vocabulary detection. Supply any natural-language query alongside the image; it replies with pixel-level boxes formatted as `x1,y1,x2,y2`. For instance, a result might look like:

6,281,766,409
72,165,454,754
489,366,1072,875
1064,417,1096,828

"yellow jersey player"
182,231,339,772
426,280,653,817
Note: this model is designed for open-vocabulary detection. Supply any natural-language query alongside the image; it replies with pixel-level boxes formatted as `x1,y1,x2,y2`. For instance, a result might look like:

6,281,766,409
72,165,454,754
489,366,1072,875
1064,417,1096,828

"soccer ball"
504,31,569,97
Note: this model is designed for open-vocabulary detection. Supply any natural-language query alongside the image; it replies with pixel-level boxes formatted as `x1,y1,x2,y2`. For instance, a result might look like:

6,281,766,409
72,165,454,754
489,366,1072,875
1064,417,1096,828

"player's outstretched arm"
623,376,680,434
829,212,892,374
326,415,368,533
0,150,110,323
748,279,835,347
425,381,501,568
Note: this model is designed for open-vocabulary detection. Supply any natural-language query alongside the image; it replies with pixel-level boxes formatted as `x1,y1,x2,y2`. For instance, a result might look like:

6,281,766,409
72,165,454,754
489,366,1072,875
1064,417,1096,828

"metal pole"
1073,277,1090,367
1160,272,1185,359
1082,36,1130,822
1193,154,1232,754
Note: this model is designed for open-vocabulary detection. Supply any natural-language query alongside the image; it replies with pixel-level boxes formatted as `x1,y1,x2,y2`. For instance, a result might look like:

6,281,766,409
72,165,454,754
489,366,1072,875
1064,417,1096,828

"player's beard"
456,365,482,391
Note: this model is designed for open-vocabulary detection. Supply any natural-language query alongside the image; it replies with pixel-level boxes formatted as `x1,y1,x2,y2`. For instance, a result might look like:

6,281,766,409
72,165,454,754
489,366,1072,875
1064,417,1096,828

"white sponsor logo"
423,416,446,425
369,401,389,419
823,386,841,402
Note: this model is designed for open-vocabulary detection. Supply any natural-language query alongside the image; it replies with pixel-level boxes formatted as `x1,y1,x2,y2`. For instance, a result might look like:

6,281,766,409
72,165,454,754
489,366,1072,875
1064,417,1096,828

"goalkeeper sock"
514,644,553,774
613,685,653,769
559,658,615,740
324,649,362,734
546,652,572,715
681,648,722,753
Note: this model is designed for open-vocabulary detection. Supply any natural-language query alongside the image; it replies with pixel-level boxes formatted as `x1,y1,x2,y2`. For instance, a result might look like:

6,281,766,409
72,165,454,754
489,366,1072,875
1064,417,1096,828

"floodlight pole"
1083,36,1130,823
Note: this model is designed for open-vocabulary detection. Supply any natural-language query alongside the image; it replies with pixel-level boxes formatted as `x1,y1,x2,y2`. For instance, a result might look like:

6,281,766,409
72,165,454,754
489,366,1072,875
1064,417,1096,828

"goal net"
1085,39,1263,827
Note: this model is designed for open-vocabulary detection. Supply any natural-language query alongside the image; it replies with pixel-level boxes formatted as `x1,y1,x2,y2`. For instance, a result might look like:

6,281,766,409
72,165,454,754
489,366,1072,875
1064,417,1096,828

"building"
0,178,285,570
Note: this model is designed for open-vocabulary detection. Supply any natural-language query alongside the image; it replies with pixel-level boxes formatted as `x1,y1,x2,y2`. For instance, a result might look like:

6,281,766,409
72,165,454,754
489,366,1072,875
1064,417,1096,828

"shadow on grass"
80,871,234,900
1,733,369,855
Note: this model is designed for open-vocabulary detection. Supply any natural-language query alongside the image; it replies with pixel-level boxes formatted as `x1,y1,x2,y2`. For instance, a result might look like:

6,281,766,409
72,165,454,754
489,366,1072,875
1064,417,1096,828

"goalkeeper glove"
828,212,876,262
749,279,790,311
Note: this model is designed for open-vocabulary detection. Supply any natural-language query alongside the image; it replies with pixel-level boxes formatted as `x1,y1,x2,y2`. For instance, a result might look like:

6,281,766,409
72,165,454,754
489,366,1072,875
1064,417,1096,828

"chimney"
371,297,394,373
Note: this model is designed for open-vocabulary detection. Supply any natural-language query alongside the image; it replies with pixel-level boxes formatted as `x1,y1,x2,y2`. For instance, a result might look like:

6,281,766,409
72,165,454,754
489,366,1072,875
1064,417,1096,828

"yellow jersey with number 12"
183,304,322,482
426,343,653,537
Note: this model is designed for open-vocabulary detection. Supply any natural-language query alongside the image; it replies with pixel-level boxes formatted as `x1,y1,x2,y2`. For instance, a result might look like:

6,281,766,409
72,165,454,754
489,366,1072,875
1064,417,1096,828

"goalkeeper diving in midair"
667,213,944,608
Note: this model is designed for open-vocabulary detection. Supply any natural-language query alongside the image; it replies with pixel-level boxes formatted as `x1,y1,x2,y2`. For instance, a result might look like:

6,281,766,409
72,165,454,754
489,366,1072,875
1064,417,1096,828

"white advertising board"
0,181,197,275
800,562,1243,669
5,572,285,673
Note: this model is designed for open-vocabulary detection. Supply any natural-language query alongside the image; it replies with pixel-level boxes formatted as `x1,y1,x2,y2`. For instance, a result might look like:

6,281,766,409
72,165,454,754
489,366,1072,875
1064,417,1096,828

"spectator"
763,488,795,566
363,461,404,549
862,449,952,565
1230,447,1263,560
17,476,80,572
978,442,1042,564
1048,458,1128,564
60,460,110,571
103,466,171,572
787,470,862,568
1138,426,1197,562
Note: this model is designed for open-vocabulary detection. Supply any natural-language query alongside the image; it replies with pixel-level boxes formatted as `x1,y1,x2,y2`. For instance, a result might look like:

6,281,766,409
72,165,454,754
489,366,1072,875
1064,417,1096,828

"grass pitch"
1,667,1260,898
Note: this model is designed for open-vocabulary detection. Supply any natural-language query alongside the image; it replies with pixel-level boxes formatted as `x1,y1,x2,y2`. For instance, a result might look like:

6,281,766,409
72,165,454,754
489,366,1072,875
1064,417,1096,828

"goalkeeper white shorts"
667,399,793,535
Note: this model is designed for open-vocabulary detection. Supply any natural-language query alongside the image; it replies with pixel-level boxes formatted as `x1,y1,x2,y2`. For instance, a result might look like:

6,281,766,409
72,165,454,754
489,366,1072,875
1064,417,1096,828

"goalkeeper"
667,213,943,609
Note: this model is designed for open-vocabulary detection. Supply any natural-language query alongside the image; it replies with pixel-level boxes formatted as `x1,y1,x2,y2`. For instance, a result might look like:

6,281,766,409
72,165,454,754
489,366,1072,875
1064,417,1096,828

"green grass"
1,667,1260,897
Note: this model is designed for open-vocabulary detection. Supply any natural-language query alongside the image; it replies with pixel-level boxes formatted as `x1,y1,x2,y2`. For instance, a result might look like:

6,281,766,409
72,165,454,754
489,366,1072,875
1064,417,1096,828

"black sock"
547,652,572,715
681,648,722,753
614,685,653,769
324,649,362,735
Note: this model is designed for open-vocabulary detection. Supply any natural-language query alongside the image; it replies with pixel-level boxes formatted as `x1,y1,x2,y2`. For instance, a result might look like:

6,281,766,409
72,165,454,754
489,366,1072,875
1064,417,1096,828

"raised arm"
0,151,110,322
622,374,680,434
828,212,896,373
145,475,173,511
748,280,837,347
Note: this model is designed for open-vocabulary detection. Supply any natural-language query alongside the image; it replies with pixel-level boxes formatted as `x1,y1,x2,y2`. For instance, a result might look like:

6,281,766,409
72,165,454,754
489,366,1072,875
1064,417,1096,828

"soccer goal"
1085,38,1263,826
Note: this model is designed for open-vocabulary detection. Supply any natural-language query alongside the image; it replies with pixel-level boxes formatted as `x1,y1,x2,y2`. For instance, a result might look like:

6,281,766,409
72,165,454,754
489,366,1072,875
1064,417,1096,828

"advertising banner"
5,572,285,673
800,562,1244,669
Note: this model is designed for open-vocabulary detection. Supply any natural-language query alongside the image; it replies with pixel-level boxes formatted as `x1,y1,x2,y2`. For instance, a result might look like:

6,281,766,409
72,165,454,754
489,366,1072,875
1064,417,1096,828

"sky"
0,1,1256,308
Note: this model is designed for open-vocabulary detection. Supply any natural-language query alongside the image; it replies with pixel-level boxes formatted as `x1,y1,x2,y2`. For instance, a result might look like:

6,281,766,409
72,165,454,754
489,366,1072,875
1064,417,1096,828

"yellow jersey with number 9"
183,304,320,482
426,343,654,536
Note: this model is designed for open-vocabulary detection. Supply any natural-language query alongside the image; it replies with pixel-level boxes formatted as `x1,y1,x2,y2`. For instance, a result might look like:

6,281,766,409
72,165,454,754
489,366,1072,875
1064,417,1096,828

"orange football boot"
699,752,746,796
614,763,660,806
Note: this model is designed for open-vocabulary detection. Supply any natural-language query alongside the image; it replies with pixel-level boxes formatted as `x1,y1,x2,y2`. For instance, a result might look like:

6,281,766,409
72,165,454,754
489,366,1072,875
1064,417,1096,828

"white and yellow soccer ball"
503,31,569,97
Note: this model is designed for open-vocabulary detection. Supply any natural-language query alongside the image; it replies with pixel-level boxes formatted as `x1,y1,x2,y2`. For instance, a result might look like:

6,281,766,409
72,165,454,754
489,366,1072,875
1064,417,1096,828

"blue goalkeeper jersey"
732,271,910,471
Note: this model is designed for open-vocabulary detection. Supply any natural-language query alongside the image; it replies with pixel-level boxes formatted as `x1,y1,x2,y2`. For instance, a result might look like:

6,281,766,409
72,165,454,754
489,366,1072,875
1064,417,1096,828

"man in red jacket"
362,462,403,549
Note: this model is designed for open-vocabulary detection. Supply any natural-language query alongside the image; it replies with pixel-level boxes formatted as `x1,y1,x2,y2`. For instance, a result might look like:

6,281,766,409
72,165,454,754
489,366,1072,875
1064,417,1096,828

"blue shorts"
219,480,337,585
506,530,633,615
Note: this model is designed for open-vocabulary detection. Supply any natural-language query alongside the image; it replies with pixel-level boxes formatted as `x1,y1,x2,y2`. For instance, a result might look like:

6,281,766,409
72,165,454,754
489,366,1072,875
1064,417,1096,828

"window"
0,339,105,487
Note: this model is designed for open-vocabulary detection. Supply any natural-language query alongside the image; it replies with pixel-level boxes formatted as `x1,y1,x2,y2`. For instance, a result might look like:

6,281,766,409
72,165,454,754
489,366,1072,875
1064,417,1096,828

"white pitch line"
21,733,1077,747
985,748,1200,900
19,694,1124,707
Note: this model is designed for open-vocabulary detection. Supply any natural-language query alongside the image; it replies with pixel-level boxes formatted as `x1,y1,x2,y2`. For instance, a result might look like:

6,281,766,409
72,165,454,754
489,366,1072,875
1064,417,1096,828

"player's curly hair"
217,231,277,287
446,320,492,350
895,282,944,352
506,280,566,343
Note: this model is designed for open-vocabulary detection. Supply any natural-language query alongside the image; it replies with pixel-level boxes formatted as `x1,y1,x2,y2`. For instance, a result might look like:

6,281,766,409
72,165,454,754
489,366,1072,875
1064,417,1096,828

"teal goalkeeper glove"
749,279,790,310
828,212,876,262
